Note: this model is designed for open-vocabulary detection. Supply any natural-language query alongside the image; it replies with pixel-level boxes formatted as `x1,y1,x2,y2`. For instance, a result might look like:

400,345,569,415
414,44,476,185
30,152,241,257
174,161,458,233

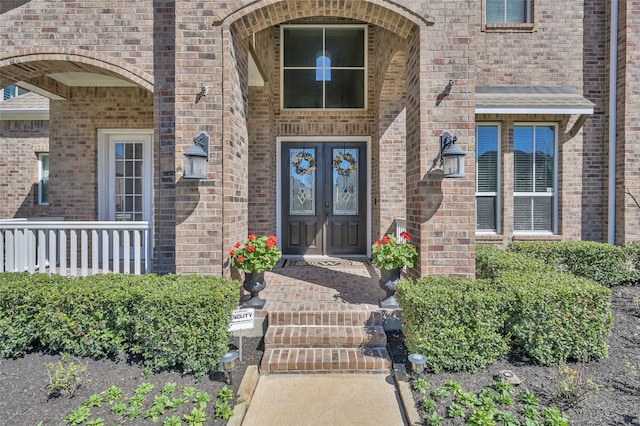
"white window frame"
485,0,533,25
475,123,501,234
280,24,368,111
513,122,558,235
37,152,49,206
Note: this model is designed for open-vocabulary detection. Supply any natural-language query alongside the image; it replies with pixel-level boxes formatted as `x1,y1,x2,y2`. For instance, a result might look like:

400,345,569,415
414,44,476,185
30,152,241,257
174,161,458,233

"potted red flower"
371,231,418,309
230,234,282,308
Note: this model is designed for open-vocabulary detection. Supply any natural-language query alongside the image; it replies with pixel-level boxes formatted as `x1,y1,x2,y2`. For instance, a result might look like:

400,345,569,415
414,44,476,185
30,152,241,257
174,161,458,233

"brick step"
264,324,387,349
267,310,383,327
260,347,392,373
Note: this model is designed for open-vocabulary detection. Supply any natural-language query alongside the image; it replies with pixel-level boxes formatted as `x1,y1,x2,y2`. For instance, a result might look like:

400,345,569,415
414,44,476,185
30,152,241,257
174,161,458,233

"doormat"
281,258,371,268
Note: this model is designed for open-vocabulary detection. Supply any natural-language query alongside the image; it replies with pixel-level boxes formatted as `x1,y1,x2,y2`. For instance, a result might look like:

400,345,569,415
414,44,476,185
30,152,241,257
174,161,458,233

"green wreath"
333,152,357,177
291,151,316,175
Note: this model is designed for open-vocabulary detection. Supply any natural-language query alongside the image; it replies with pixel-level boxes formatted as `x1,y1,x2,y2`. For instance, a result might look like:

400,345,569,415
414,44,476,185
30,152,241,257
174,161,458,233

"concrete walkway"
241,373,407,426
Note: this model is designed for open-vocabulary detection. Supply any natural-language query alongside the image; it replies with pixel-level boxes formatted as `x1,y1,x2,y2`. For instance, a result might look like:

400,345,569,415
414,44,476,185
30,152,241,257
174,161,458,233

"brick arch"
0,48,154,92
226,0,428,40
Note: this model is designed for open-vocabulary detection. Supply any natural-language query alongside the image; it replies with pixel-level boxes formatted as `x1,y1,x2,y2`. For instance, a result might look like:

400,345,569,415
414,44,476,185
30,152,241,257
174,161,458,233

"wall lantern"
439,132,467,178
184,132,209,179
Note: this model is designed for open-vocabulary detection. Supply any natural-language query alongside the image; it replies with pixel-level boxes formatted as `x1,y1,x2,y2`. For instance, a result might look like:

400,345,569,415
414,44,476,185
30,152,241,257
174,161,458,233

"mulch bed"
387,284,640,425
0,285,638,425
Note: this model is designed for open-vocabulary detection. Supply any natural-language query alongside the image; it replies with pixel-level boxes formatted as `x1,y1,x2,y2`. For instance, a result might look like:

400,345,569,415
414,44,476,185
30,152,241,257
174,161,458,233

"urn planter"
243,271,267,309
379,267,402,309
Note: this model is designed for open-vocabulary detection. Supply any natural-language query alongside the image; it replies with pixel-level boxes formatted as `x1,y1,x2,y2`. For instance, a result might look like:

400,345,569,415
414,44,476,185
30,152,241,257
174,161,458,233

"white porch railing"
0,221,151,276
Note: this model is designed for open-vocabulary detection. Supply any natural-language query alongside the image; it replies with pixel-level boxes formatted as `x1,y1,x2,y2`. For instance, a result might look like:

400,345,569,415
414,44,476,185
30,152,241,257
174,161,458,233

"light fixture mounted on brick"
439,131,467,178
184,131,209,179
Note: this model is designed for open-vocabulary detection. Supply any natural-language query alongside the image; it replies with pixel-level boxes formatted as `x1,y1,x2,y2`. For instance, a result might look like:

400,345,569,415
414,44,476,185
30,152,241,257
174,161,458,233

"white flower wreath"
333,152,357,177
291,151,316,175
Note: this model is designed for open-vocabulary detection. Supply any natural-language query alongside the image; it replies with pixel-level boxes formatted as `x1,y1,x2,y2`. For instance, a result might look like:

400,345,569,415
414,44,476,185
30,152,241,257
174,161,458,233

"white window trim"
512,122,558,235
275,136,372,256
280,24,368,111
475,123,502,234
37,152,49,206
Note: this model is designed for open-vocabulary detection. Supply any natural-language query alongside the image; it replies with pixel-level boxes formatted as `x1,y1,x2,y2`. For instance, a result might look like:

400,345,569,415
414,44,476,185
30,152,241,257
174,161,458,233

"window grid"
485,0,532,25
281,24,367,110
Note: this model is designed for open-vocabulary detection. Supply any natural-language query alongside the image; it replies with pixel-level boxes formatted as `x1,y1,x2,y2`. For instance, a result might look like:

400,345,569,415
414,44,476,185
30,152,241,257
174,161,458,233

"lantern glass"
186,155,207,179
441,143,466,178
221,351,239,372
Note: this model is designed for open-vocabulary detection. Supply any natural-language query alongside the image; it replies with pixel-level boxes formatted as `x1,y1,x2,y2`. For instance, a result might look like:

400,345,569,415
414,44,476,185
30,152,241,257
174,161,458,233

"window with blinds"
513,124,556,233
476,124,500,232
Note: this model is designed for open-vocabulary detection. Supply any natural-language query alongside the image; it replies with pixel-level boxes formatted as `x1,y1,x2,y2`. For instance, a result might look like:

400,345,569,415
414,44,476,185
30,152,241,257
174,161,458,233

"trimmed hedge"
508,241,637,287
0,273,239,378
398,277,510,372
625,241,640,276
400,245,614,370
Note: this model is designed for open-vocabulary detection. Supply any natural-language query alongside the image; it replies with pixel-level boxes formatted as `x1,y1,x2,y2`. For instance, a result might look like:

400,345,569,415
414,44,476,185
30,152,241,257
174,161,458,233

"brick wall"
0,120,49,218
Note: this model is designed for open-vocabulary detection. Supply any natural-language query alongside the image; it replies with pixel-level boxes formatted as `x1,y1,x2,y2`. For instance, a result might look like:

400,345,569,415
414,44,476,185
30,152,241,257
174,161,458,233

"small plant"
194,391,212,409
521,405,541,422
444,380,463,395
83,394,104,408
111,402,127,415
162,382,178,395
495,410,521,426
183,407,207,426
426,410,444,426
542,407,569,426
167,396,189,409
163,416,182,426
46,358,87,398
518,390,540,406
217,385,234,402
467,407,497,426
421,396,437,412
413,377,430,394
492,379,515,395
554,363,601,407
85,419,105,426
103,385,123,402
135,382,155,396
123,405,143,420
447,402,466,419
183,386,196,397
456,390,478,408
214,401,235,420
65,406,91,425
431,386,451,402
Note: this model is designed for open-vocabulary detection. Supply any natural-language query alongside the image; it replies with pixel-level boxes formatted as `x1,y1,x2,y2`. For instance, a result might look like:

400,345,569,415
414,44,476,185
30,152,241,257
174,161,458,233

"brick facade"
1,1,639,278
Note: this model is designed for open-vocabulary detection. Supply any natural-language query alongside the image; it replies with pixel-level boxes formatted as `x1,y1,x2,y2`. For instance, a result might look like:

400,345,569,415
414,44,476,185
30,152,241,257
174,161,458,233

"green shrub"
624,241,640,277
130,274,239,378
476,244,556,280
497,270,613,365
0,273,240,378
508,241,637,287
398,277,510,372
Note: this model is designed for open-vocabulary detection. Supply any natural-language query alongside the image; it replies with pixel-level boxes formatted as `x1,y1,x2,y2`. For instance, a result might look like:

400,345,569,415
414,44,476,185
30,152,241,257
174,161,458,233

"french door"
281,141,367,256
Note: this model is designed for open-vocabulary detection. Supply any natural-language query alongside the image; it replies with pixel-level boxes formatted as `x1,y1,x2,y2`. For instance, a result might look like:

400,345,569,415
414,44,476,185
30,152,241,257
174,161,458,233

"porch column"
405,20,476,279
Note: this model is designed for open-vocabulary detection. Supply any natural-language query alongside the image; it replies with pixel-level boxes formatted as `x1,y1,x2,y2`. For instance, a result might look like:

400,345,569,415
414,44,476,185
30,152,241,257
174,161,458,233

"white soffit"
48,72,137,87
475,86,594,115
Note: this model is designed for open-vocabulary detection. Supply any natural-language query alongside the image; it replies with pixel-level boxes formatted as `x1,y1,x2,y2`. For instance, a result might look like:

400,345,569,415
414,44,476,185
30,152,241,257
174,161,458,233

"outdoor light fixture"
439,131,467,178
221,351,239,385
408,353,427,373
184,131,209,179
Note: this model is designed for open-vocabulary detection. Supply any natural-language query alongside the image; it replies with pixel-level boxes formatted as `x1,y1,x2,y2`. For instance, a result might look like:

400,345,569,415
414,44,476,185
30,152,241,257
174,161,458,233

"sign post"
229,308,255,361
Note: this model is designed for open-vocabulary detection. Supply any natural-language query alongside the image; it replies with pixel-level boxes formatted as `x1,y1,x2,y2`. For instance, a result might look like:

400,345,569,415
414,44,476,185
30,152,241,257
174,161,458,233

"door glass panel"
332,148,358,215
115,142,144,222
289,148,316,215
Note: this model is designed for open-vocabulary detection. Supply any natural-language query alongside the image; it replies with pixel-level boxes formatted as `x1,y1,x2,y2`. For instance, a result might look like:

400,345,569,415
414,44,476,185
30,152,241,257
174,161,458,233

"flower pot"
243,271,267,309
379,267,402,309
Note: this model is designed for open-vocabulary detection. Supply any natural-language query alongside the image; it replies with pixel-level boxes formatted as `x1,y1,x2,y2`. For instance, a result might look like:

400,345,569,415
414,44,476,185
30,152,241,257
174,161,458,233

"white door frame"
276,136,372,257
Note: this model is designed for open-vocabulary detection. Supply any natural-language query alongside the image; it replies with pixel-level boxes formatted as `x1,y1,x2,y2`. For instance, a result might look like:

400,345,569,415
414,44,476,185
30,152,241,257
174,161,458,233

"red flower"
381,236,391,244
237,256,245,263
229,250,235,256
375,241,382,248
266,239,275,249
400,231,412,241
249,234,257,241
247,245,256,252
235,242,241,248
